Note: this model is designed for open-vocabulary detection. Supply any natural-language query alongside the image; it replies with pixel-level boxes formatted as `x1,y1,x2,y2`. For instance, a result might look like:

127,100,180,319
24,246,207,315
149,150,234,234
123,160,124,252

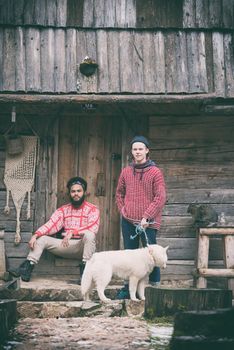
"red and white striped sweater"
35,201,100,239
116,165,166,229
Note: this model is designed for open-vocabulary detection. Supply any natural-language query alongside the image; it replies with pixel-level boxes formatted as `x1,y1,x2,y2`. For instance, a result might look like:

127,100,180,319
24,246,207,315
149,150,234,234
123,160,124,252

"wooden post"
196,234,209,288
0,230,6,278
224,235,234,296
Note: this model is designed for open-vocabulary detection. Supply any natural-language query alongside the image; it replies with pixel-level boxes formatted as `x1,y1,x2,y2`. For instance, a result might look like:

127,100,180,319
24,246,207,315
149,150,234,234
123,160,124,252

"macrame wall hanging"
4,135,39,245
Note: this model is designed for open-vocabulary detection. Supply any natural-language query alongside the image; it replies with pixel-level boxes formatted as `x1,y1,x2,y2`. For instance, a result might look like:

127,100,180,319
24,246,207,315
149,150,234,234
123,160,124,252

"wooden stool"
196,227,234,296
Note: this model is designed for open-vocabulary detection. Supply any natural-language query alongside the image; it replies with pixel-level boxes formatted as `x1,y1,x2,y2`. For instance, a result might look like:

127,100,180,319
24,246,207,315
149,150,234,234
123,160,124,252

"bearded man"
8,176,100,282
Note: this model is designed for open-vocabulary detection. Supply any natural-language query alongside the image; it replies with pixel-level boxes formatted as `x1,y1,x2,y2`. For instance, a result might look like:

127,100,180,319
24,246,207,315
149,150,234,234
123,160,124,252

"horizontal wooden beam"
200,228,234,235
203,104,234,115
199,268,234,277
0,93,218,105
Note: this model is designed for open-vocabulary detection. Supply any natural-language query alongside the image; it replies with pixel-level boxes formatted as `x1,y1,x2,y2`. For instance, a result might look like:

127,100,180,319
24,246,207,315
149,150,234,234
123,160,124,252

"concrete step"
17,300,145,319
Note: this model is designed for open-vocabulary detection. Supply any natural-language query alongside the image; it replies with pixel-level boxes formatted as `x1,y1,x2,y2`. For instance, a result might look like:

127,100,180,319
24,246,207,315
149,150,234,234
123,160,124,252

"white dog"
81,244,168,303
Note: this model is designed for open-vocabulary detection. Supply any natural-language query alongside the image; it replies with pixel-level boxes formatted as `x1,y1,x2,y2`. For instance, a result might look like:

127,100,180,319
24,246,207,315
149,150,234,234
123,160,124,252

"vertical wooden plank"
197,32,208,92
195,0,209,28
107,31,120,92
104,0,115,27
66,29,77,93
197,234,209,288
23,0,35,25
54,29,66,92
78,115,107,251
57,116,79,207
96,30,109,93
94,0,105,27
107,116,122,250
46,0,57,26
76,30,88,93
56,0,67,27
119,31,133,92
15,27,26,92
224,34,234,97
176,31,189,92
205,32,214,93
2,28,15,91
66,0,83,27
34,119,50,230
165,31,177,93
40,29,55,92
187,32,200,93
25,28,41,92
2,0,15,24
13,0,24,25
46,118,59,217
125,0,136,27
83,0,94,27
183,0,196,28
222,0,234,29
132,31,144,93
34,0,46,26
209,0,222,27
142,32,155,93
212,32,225,97
115,0,126,27
224,235,234,296
0,29,3,91
153,31,165,93
86,30,98,92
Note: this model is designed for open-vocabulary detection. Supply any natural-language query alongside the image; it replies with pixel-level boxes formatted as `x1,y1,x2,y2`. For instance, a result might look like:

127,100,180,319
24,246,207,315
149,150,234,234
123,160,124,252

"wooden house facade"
0,0,234,283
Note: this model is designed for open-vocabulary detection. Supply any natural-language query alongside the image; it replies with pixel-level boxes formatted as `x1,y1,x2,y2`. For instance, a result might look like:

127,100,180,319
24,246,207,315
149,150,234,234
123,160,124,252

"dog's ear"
165,246,169,251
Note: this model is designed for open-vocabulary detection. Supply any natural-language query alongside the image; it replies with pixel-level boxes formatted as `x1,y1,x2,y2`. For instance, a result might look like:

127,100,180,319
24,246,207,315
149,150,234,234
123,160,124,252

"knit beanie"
67,176,87,191
130,135,150,148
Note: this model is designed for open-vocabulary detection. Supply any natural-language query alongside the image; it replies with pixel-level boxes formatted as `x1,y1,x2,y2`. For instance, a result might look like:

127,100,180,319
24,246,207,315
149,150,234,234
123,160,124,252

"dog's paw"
130,298,141,302
101,298,112,303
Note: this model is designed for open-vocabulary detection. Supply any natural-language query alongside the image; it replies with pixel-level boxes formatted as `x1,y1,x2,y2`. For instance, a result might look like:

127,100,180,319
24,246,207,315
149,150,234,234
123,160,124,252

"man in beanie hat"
116,136,166,299
9,176,100,283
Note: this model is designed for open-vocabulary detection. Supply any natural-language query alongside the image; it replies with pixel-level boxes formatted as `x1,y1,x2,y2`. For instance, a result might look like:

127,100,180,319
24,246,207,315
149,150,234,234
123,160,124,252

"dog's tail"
81,259,93,297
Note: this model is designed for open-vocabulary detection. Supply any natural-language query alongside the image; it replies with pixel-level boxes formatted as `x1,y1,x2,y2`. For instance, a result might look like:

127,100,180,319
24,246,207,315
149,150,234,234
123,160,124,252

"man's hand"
28,235,38,250
61,232,73,248
140,218,149,229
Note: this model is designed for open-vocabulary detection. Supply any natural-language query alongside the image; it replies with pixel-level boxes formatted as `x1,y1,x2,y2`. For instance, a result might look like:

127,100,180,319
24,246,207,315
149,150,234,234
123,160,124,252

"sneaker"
116,285,130,300
9,260,34,282
149,281,161,287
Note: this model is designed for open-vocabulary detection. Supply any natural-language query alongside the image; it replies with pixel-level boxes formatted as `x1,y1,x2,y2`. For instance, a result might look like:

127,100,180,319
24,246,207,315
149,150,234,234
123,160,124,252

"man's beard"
70,195,85,208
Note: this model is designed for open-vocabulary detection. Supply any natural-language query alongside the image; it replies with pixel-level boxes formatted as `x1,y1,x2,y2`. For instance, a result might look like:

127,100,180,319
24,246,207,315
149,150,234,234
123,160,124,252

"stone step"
0,283,120,302
17,300,145,319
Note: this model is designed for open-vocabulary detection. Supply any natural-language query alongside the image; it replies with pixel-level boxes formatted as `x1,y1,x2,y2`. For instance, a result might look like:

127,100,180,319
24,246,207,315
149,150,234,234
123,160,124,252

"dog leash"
130,224,149,246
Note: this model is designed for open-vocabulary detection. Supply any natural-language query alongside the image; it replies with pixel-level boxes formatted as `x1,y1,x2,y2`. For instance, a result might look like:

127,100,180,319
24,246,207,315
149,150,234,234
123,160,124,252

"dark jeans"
121,217,160,283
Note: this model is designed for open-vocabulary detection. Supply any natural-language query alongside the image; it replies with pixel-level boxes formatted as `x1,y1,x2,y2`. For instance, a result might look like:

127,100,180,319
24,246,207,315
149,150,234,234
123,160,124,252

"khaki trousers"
27,231,96,264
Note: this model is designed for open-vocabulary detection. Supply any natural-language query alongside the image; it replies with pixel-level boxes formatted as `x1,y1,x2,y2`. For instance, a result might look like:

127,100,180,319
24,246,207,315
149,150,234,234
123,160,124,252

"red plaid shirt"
35,201,100,239
116,165,166,229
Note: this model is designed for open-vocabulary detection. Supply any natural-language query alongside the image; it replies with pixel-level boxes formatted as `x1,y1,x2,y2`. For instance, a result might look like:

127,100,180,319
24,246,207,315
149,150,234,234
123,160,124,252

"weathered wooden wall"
0,0,233,29
0,27,233,96
150,114,234,281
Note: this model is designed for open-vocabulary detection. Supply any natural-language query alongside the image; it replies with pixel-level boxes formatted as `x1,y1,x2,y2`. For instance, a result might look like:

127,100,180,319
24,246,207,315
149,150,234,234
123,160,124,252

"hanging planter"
79,56,98,77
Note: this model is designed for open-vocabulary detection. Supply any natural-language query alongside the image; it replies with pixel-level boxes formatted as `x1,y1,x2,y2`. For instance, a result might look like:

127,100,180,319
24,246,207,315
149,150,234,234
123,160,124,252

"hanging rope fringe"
4,136,39,245
4,189,10,215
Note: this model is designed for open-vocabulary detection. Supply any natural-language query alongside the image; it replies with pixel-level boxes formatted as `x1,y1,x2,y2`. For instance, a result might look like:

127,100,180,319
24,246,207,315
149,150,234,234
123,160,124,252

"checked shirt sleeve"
115,170,126,213
35,208,64,237
143,169,166,220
